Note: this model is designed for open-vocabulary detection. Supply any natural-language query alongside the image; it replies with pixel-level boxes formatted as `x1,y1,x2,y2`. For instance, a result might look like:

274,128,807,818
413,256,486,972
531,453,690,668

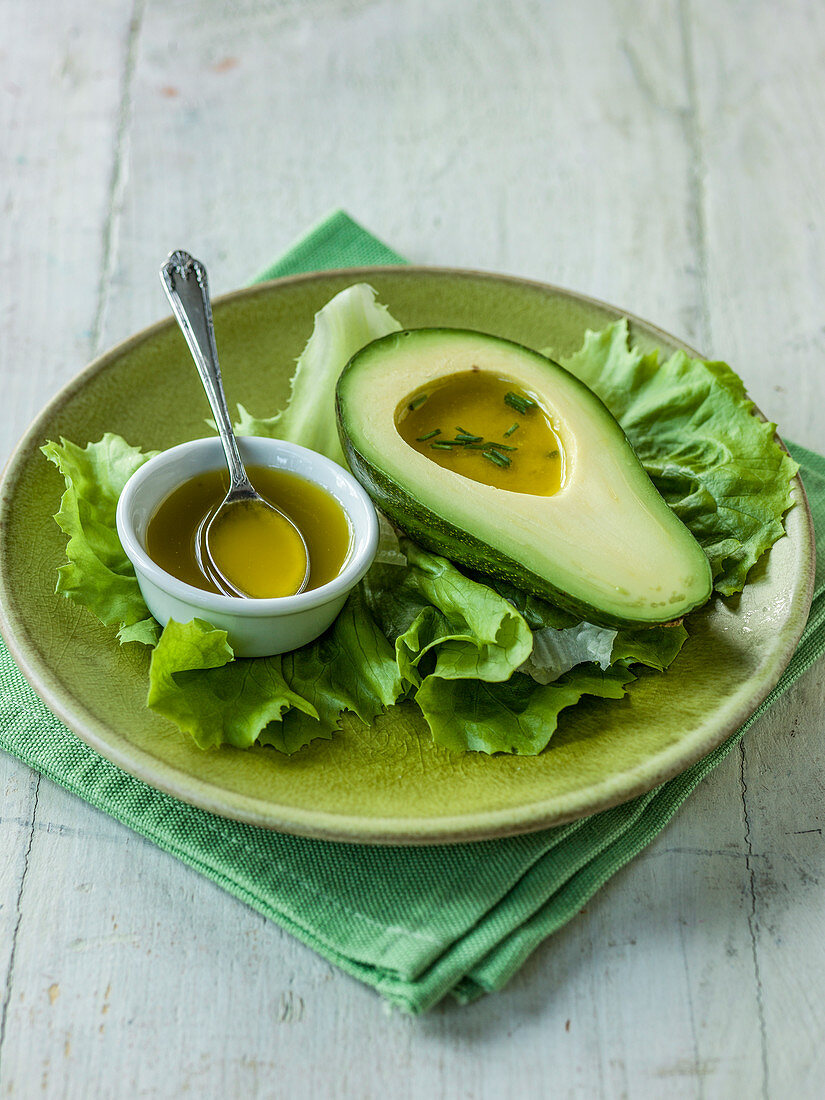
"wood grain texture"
1,0,823,1096
695,0,825,452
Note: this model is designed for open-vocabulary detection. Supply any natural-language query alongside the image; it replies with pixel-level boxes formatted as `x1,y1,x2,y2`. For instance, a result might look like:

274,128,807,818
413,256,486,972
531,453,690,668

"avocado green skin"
336,329,712,629
340,433,657,630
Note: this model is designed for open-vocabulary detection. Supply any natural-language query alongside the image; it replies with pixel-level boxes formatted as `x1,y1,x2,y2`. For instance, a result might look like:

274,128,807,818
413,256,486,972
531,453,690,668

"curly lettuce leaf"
276,586,404,749
234,283,402,464
366,540,533,690
518,622,618,683
42,435,160,644
416,664,636,755
364,538,686,752
518,620,687,682
146,589,404,753
485,573,688,681
550,319,798,595
610,622,688,671
475,571,687,684
147,619,318,751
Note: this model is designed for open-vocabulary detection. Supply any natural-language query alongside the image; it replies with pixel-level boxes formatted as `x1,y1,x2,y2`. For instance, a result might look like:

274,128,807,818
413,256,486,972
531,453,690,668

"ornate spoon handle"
160,250,254,501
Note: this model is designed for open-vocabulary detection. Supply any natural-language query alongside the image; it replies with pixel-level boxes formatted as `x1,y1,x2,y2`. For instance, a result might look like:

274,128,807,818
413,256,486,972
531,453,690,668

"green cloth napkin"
1,211,824,1014
255,209,406,280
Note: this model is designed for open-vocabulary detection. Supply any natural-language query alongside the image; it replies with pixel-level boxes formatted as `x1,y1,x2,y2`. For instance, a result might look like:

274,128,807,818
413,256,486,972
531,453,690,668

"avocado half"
336,328,712,629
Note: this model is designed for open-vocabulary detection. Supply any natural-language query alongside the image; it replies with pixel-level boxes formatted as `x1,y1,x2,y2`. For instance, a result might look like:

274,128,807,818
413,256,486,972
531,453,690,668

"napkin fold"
1,211,823,1014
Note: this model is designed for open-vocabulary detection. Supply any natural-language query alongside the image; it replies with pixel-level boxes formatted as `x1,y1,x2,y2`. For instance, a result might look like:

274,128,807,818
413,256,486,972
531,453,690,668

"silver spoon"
160,250,310,599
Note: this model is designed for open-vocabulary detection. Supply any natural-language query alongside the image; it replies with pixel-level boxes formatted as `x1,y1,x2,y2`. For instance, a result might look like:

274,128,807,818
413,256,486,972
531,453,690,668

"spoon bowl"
160,250,309,599
196,495,310,599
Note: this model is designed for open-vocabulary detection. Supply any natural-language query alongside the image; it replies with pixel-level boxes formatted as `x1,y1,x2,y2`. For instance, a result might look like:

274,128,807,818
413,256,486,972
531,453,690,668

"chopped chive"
454,432,483,443
416,428,441,442
489,442,516,452
503,423,520,437
430,441,455,450
408,393,429,411
504,392,537,415
483,449,511,468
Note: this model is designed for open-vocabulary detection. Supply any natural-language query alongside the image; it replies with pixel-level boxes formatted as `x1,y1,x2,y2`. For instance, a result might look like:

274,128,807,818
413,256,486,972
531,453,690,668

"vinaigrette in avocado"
396,372,565,495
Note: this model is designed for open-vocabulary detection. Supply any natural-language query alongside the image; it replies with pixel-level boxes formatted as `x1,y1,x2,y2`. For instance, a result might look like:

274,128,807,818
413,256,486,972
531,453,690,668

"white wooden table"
2,2,824,1096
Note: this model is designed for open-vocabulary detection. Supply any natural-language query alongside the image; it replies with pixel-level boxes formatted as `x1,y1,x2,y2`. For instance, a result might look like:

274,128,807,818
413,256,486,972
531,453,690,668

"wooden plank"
693,0,825,451
0,765,40,1066
741,669,825,1096
0,0,139,1091
94,0,713,347
0,0,138,450
0,781,336,1097
691,1,825,1094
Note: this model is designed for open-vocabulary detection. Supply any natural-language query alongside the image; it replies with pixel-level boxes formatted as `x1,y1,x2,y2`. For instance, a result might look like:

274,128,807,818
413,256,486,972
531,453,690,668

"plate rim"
0,265,817,844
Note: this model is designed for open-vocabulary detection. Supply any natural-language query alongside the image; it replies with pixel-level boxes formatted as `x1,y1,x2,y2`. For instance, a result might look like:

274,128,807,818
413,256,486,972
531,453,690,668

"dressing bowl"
116,436,379,657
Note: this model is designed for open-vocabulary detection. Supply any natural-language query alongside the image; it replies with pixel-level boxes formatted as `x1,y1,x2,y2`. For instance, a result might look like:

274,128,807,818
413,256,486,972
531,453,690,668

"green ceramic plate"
0,268,815,844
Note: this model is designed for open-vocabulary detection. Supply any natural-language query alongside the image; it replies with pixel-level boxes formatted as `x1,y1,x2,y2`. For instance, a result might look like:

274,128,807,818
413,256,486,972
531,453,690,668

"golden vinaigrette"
146,465,352,597
395,372,564,495
206,499,308,598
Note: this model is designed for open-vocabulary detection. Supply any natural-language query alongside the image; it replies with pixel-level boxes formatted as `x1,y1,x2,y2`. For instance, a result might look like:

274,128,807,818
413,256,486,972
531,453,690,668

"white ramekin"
115,437,379,657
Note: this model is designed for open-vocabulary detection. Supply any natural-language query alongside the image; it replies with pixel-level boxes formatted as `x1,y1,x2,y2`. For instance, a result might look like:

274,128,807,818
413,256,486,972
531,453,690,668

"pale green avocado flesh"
336,329,713,628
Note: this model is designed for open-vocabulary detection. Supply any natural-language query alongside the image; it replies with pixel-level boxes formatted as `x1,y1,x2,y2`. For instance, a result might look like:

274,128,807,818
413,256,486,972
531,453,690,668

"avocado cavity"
396,372,565,495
